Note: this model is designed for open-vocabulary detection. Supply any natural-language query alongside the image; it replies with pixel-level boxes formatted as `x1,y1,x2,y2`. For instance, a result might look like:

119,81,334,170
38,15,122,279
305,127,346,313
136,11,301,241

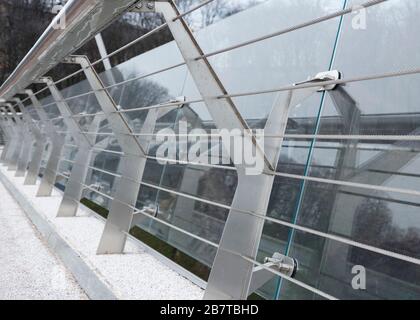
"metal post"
156,1,338,299
23,90,49,185
25,89,65,196
204,86,330,299
94,32,118,94
36,136,64,196
4,102,25,171
64,55,177,254
0,105,15,163
94,33,112,71
13,98,43,177
86,35,115,191
2,105,21,165
68,110,104,208
0,114,8,159
157,1,272,299
40,77,98,217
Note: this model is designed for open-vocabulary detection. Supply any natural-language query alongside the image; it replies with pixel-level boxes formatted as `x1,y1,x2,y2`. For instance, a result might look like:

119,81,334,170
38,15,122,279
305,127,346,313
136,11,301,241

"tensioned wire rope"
51,139,420,273
14,0,419,299
18,0,387,109
8,0,218,108
41,151,417,301
45,165,336,299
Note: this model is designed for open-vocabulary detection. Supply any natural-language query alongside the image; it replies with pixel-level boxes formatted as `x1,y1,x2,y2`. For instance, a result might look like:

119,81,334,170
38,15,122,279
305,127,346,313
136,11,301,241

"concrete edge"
53,178,207,290
0,168,118,300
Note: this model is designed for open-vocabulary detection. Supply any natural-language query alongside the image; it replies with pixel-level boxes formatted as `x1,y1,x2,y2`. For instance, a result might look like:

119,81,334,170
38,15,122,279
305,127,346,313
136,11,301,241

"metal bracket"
263,253,298,278
248,253,298,295
170,96,186,108
130,0,161,13
295,70,341,91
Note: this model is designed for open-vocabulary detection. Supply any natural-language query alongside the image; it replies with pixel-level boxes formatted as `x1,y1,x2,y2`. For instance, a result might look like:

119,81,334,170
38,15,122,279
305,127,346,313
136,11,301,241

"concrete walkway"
0,179,87,300
0,160,204,300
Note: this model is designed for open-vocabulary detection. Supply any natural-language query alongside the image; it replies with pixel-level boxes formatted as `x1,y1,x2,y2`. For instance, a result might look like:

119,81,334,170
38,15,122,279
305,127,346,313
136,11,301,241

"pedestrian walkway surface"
0,159,204,300
0,179,87,300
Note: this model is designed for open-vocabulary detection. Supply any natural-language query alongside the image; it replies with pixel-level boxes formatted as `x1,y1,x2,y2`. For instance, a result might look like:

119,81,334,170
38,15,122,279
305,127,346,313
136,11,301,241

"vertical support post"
58,143,92,216
157,1,271,299
94,33,112,71
60,112,104,215
0,121,4,146
4,102,25,171
36,136,64,196
0,105,14,164
2,106,20,165
94,32,118,89
0,113,8,158
203,88,325,299
0,105,15,163
13,98,43,177
64,55,177,254
157,1,332,299
25,89,65,196
40,77,96,217
87,34,115,191
23,90,48,185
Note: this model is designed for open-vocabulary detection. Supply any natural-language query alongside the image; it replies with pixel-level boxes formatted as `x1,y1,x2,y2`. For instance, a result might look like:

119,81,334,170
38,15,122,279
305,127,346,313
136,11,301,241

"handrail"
0,0,138,101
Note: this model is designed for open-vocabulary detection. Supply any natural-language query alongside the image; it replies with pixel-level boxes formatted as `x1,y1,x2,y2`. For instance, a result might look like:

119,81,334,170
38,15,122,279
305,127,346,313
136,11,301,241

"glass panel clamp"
295,70,341,91
249,253,298,295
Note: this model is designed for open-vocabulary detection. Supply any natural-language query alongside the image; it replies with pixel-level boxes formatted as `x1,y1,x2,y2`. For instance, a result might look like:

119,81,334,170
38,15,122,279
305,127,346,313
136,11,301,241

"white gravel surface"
0,163,204,300
0,175,87,300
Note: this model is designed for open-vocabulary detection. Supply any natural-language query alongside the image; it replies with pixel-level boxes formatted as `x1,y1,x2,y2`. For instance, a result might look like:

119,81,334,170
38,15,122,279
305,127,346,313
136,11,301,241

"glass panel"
66,91,104,132
320,0,420,136
178,0,270,30
78,0,345,295
60,75,92,99
280,0,420,300
176,0,346,299
183,0,345,127
25,0,373,300
308,138,420,192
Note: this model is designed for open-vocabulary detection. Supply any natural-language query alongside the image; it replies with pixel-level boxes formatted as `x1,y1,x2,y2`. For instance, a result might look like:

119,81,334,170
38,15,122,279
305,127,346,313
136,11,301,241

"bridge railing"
1,0,420,300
